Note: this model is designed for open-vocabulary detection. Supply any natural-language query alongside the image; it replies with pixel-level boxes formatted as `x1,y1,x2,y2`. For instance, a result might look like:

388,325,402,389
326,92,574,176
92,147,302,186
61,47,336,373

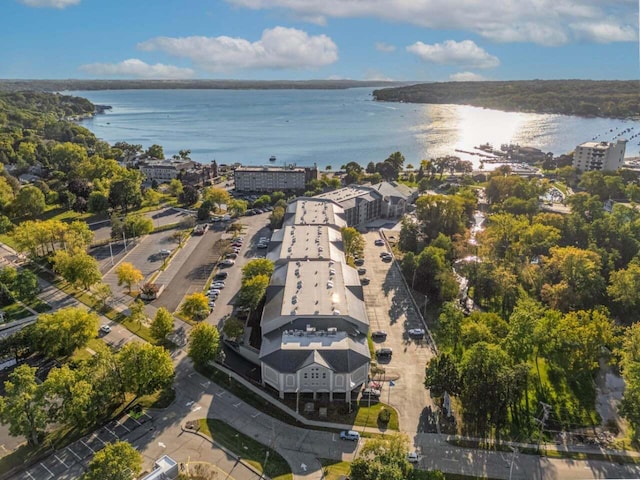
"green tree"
228,199,248,217
425,352,461,397
269,206,285,229
51,142,88,173
108,171,143,213
12,185,45,218
168,178,184,197
88,191,109,214
180,292,210,321
94,282,112,309
460,342,511,437
222,317,245,341
351,433,413,480
0,365,47,446
35,307,99,358
116,262,143,293
203,187,231,212
179,185,198,206
53,250,102,290
619,323,640,441
128,299,148,329
608,261,640,316
146,144,164,159
43,365,94,428
242,258,275,280
237,274,269,312
341,227,364,259
151,307,174,343
188,322,221,367
13,269,39,300
118,343,174,398
83,441,142,480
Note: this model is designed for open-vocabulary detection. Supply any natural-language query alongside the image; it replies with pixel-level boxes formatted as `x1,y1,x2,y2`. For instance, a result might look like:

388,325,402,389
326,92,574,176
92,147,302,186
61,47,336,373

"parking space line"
251,412,261,418
67,447,82,460
54,454,69,468
95,434,107,446
81,440,94,453
143,412,152,420
117,421,130,432
233,402,241,408
41,463,55,479
129,415,142,426
105,426,118,439
25,470,36,480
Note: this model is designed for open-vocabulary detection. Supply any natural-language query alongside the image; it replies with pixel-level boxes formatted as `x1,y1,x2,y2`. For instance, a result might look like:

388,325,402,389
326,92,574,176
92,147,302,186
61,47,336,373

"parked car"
374,239,385,246
214,272,228,280
159,249,172,257
379,251,390,258
100,325,112,334
226,253,238,259
369,380,382,389
361,277,370,285
208,289,221,295
381,254,393,262
376,347,393,358
339,430,360,441
354,258,365,266
408,328,426,338
357,267,366,275
220,259,235,267
371,330,387,340
362,388,381,398
211,282,225,289
407,452,419,463
257,243,268,249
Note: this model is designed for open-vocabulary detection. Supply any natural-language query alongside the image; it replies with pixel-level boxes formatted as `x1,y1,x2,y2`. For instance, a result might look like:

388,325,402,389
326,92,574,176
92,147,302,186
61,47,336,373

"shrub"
378,407,391,424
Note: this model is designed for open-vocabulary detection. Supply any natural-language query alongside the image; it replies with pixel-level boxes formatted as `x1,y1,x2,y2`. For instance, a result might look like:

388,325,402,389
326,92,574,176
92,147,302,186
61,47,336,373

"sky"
1,0,638,81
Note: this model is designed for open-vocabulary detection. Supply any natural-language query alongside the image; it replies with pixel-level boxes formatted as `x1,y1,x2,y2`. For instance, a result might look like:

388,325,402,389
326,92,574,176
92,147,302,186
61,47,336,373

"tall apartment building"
259,198,370,403
234,165,317,192
573,139,627,172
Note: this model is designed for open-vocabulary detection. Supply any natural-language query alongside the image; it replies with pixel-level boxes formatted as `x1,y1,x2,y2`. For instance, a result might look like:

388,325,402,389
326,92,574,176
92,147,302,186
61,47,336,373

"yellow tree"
179,293,209,321
116,262,143,293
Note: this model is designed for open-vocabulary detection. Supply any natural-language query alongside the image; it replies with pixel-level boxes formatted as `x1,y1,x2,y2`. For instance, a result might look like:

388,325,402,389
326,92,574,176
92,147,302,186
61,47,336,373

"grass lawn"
198,418,293,480
353,401,400,430
71,338,110,362
320,459,350,480
24,297,51,313
0,234,19,251
1,302,33,322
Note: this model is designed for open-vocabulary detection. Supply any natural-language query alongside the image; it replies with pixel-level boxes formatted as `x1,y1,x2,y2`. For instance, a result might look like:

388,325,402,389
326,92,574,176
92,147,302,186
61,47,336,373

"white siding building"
573,139,627,172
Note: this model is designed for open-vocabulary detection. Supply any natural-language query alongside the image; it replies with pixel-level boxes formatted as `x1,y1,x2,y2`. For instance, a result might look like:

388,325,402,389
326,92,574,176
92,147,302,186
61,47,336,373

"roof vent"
328,327,337,333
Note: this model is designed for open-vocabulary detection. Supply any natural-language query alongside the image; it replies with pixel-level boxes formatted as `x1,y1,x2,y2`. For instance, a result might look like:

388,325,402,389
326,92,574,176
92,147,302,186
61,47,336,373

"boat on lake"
269,155,276,162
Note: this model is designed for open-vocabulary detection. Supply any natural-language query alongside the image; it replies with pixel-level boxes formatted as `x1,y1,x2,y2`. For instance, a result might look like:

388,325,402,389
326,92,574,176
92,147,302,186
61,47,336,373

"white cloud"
138,27,338,72
224,0,637,45
79,59,195,79
363,69,394,81
407,40,499,69
19,0,79,8
449,71,487,82
375,42,396,53
570,21,637,43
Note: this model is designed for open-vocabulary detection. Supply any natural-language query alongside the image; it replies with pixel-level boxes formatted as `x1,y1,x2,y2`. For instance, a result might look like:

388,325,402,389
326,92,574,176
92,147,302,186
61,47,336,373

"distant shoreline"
0,79,404,92
373,79,640,120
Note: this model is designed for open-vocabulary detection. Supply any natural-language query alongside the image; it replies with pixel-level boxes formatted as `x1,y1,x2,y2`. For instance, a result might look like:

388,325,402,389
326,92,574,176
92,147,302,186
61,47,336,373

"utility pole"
109,241,114,266
535,402,552,453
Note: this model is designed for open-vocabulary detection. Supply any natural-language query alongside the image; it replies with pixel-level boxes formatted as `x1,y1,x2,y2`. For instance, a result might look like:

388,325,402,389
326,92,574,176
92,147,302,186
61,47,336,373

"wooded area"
374,80,640,118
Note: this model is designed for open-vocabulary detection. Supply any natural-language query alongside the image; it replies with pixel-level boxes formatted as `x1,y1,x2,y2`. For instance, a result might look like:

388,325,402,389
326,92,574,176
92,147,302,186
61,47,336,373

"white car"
211,282,225,289
208,289,221,295
407,452,419,463
408,328,426,337
222,259,235,266
100,325,112,334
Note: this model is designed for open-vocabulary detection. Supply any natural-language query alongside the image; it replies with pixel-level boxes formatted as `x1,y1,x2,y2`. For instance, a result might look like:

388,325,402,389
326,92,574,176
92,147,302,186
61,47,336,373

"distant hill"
373,80,640,119
0,79,401,92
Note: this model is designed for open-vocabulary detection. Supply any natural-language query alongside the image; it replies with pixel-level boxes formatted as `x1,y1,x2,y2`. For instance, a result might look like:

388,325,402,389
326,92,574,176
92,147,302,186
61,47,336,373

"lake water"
70,88,640,169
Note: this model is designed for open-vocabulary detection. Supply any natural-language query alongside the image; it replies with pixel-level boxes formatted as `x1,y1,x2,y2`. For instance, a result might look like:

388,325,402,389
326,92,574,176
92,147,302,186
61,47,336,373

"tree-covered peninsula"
373,80,640,119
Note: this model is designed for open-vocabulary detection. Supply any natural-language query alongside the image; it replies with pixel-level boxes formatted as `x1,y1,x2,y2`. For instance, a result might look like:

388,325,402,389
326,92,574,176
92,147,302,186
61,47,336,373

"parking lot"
101,230,180,304
361,230,437,433
18,412,153,480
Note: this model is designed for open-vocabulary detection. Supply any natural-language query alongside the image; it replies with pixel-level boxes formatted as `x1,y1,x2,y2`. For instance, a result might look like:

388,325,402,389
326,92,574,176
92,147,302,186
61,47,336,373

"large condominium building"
316,181,417,227
259,198,370,403
234,165,317,193
573,139,627,172
138,159,194,181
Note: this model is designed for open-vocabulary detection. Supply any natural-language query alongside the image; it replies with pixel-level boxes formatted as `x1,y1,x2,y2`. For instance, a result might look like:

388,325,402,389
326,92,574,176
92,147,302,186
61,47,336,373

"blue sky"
1,0,638,81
